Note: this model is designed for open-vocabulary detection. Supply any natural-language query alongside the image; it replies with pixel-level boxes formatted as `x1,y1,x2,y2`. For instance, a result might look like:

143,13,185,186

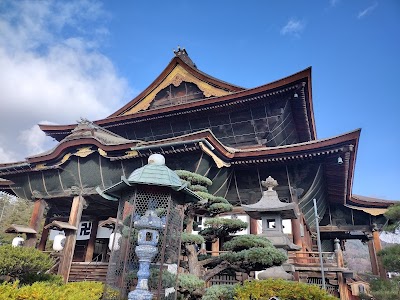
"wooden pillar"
122,201,133,220
38,217,51,251
249,217,258,235
368,239,379,275
211,239,219,256
338,272,349,300
334,238,349,300
58,196,86,283
85,218,98,262
25,199,46,247
291,218,302,248
372,230,387,279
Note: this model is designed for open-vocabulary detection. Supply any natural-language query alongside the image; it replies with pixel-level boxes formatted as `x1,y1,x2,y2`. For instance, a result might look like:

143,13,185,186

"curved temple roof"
1,121,396,209
39,50,316,143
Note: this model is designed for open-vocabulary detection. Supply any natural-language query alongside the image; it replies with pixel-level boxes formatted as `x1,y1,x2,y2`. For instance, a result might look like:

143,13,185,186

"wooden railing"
288,251,338,267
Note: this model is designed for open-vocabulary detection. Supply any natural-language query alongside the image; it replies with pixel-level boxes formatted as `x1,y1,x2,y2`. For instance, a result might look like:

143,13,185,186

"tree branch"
199,257,220,267
203,261,230,282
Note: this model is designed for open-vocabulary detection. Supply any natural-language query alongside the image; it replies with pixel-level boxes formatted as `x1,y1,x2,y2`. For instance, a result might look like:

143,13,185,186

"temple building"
0,48,397,299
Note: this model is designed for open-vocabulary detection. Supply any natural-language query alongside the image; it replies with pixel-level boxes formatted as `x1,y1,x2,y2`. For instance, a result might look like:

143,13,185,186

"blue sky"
0,0,399,200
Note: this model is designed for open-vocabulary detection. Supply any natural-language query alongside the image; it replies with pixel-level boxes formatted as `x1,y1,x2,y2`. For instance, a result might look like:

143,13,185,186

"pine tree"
176,170,286,285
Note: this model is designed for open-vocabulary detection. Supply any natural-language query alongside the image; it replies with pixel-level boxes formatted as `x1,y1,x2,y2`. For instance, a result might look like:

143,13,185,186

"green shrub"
221,247,286,271
378,244,400,272
0,245,53,284
190,184,208,193
178,273,204,293
370,278,400,300
234,279,336,300
202,284,236,300
181,232,205,245
223,235,272,252
177,274,205,300
175,170,212,186
0,281,103,300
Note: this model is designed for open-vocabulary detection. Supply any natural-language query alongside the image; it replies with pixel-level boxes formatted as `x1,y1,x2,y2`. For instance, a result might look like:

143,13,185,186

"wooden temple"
0,48,397,299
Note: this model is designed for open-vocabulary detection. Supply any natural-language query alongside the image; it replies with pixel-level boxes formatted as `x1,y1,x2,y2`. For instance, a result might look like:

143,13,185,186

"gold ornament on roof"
74,147,94,158
122,65,229,114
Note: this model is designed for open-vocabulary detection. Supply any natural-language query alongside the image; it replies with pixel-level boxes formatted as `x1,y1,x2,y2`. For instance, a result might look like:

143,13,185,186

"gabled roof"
39,51,315,143
39,68,315,140
5,224,37,234
110,48,244,116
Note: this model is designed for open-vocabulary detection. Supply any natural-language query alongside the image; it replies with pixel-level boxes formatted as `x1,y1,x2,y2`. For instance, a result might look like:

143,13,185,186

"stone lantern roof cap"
97,154,201,203
242,176,297,219
127,154,182,188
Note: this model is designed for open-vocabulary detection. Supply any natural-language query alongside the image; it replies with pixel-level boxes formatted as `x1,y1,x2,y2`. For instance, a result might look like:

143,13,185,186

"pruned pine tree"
175,170,286,286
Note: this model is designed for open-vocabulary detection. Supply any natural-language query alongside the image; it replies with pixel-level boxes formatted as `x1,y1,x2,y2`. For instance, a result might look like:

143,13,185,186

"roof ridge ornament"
173,46,197,68
72,117,96,132
173,45,186,55
77,117,93,126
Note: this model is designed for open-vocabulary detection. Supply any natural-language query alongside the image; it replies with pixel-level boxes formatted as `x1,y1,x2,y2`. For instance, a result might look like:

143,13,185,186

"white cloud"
329,0,340,7
0,146,18,163
18,122,57,157
280,19,305,38
357,2,378,19
0,0,133,163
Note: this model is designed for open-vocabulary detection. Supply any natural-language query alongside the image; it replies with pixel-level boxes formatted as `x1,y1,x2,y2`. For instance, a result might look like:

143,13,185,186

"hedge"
0,281,103,300
234,279,336,300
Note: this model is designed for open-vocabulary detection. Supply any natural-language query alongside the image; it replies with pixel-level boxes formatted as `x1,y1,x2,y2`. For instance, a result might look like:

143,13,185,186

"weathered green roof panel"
127,163,182,188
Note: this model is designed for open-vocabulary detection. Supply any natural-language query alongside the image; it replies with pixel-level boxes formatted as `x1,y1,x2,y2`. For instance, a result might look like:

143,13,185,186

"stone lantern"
242,176,300,280
98,154,201,300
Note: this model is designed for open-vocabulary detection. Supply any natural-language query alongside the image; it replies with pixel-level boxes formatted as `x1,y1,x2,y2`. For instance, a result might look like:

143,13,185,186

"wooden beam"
249,217,258,235
367,239,379,276
58,196,86,283
319,225,371,232
25,199,46,248
338,272,349,300
85,218,98,262
373,230,387,279
38,217,50,251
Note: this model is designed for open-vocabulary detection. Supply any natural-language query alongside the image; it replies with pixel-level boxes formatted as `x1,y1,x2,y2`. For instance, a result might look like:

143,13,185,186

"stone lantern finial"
262,176,278,191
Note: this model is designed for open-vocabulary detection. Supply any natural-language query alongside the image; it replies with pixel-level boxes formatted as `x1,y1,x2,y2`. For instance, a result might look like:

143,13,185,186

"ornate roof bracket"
198,141,230,168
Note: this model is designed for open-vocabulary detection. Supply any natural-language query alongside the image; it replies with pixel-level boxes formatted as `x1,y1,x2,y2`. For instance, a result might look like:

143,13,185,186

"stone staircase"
68,262,108,282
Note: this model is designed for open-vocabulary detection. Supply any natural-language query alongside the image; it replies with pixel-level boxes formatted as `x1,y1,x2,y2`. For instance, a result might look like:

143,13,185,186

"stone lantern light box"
97,154,201,300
